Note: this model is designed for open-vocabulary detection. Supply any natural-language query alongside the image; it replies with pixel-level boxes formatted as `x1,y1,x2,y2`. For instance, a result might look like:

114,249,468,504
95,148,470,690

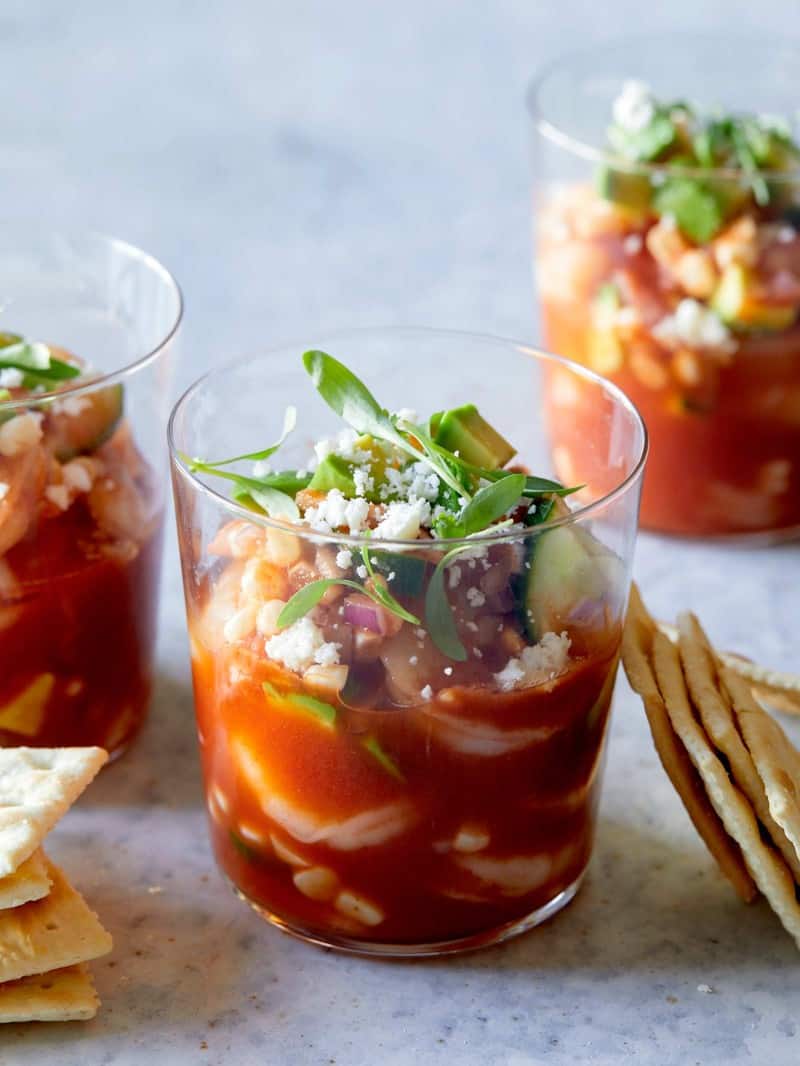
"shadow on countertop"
83,669,203,810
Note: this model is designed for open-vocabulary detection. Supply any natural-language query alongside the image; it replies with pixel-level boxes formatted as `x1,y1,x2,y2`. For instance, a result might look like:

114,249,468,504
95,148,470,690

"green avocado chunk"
307,453,357,495
596,166,652,211
434,403,516,470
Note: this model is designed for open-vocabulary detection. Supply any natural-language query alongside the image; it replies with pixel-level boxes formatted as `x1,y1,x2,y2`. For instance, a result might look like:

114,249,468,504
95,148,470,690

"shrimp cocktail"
171,330,645,955
530,36,800,538
0,231,181,753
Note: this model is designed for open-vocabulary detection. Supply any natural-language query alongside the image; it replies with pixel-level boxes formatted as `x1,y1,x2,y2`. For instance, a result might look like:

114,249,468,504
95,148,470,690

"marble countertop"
4,2,800,1063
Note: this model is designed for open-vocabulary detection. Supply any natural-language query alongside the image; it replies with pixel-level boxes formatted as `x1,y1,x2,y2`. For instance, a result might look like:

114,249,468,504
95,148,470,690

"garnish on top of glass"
184,349,595,680
535,75,800,538
174,343,639,954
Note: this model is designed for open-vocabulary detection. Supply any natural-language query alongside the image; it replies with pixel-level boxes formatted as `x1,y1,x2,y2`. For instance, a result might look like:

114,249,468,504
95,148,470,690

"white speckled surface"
4,2,800,1063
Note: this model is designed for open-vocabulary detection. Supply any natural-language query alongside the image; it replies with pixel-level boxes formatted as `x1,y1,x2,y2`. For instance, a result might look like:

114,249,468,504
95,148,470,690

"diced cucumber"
518,522,622,642
712,263,797,332
48,383,124,461
518,526,595,641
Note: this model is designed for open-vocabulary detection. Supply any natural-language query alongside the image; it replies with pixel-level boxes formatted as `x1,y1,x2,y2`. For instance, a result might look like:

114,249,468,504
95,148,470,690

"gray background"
5,3,800,1065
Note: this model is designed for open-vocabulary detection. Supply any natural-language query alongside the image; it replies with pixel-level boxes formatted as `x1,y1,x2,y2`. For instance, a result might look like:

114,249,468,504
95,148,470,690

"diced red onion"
568,597,605,628
343,595,388,634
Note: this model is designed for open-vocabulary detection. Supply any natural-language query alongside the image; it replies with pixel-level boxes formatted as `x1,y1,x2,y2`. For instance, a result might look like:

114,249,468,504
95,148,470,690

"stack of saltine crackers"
0,747,111,1023
624,584,800,947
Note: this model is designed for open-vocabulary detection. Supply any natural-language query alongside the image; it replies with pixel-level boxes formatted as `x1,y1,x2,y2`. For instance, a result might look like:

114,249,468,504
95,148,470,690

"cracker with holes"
0,964,99,1023
0,747,107,878
0,858,112,985
0,850,51,911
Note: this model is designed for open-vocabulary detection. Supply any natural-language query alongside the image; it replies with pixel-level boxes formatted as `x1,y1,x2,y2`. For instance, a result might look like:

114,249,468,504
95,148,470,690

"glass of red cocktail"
0,227,181,752
529,34,800,539
170,328,645,955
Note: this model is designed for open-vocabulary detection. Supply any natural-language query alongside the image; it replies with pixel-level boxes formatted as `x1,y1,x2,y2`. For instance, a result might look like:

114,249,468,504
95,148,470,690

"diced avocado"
596,166,652,211
588,284,624,375
0,673,54,737
308,454,357,495
434,403,516,470
711,264,797,332
48,383,124,461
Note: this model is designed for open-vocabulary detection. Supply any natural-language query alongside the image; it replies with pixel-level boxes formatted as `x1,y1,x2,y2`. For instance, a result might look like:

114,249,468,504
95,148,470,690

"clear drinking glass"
0,227,181,752
528,33,800,539
169,328,646,956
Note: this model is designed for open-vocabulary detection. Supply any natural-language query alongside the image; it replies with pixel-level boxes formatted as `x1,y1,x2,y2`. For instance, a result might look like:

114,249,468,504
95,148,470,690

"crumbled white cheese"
356,564,368,580
493,632,572,692
0,482,8,502
0,368,24,388
623,233,643,256
393,407,418,426
335,549,353,570
383,461,441,503
61,461,93,494
252,459,273,478
420,684,433,700
466,587,486,608
313,428,361,465
374,498,431,540
612,79,655,133
652,299,736,353
52,395,91,418
264,617,341,673
443,667,453,677
448,565,462,590
305,489,370,534
352,466,374,497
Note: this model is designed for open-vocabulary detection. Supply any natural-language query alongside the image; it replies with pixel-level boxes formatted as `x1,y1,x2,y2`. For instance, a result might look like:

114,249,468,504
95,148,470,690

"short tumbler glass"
0,228,181,752
170,328,646,956
528,34,800,539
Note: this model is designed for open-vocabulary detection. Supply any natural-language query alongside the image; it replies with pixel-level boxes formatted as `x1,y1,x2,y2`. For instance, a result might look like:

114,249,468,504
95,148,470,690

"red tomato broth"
193,632,619,946
544,300,800,536
0,497,164,750
538,191,800,537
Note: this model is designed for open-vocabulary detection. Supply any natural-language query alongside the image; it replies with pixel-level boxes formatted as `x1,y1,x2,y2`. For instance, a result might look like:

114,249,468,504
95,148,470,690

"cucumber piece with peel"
518,519,623,642
47,383,124,461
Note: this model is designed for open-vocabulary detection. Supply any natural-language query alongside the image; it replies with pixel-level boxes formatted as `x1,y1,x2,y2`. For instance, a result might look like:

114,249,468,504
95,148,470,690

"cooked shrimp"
0,445,47,557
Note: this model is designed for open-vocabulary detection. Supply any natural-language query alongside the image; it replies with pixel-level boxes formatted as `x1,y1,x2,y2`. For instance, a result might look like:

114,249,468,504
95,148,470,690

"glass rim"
0,227,183,414
168,325,649,550
526,31,800,183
